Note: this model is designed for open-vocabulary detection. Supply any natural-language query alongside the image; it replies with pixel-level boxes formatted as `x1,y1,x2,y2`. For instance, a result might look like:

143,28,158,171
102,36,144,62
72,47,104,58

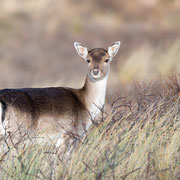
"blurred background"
0,0,180,94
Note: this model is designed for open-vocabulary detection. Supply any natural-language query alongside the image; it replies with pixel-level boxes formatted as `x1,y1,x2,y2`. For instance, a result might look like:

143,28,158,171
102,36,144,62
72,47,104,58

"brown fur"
0,87,87,135
0,41,120,153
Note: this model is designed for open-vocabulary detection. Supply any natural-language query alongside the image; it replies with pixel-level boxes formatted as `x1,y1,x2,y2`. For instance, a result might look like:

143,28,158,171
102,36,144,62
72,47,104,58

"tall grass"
0,76,180,180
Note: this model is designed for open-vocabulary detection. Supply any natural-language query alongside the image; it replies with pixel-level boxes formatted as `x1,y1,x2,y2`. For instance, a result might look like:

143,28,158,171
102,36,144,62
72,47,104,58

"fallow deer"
0,41,121,151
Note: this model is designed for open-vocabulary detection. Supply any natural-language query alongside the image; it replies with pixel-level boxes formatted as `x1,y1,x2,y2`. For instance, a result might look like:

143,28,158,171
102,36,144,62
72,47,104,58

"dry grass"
117,41,180,84
0,76,179,180
0,1,179,179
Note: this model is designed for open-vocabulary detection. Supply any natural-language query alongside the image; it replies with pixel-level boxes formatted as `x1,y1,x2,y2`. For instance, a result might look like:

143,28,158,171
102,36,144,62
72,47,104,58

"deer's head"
74,41,121,81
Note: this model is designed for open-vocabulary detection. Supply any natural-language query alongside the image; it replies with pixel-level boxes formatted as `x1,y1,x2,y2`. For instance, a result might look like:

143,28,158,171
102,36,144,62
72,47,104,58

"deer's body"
0,76,107,137
0,41,120,149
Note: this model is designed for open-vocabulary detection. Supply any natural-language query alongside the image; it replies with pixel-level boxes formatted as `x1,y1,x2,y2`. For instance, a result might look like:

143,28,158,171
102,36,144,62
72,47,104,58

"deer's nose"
93,69,100,75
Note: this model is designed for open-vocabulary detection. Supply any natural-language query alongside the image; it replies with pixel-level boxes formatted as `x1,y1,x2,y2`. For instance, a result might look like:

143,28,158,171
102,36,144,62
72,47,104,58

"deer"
0,41,121,153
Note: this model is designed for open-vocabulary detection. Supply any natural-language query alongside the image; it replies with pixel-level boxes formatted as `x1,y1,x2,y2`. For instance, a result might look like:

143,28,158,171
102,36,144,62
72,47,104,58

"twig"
120,167,141,180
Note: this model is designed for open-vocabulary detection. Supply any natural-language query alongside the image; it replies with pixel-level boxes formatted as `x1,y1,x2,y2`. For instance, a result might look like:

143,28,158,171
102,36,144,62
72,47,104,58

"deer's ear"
74,42,88,59
108,41,121,58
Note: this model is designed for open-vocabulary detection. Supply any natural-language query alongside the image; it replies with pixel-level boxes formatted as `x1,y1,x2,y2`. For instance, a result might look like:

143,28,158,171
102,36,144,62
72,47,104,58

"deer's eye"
104,59,109,63
86,59,90,63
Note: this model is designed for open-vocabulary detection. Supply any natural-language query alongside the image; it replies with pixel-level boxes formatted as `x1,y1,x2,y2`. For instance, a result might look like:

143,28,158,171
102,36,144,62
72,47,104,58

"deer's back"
0,87,86,134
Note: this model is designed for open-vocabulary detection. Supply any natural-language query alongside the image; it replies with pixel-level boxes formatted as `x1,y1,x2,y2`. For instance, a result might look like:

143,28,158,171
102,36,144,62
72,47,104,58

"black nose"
93,69,99,75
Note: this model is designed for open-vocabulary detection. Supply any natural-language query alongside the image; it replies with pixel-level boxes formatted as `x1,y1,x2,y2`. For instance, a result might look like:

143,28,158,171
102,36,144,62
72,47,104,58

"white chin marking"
93,75,102,79
90,72,104,81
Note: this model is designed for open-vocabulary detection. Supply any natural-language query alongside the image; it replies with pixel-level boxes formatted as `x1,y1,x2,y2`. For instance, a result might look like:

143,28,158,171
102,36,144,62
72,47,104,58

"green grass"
0,77,180,180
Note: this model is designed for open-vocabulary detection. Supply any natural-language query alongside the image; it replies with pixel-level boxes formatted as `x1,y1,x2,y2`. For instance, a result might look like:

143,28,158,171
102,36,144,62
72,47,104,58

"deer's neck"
82,75,108,119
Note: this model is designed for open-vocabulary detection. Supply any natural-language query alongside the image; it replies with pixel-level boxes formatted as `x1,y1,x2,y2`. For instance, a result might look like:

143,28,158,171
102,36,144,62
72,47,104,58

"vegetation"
0,76,179,180
0,0,179,179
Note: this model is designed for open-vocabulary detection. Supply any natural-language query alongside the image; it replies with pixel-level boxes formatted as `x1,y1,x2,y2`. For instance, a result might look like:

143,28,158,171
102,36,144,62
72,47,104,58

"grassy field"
0,0,179,179
0,76,179,180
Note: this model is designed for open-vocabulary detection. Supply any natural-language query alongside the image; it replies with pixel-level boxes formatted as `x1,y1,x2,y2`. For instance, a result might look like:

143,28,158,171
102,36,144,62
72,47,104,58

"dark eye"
104,59,109,63
86,59,90,63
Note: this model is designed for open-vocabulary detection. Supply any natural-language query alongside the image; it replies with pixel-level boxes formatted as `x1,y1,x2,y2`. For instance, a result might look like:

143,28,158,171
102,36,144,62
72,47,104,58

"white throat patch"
88,75,108,121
